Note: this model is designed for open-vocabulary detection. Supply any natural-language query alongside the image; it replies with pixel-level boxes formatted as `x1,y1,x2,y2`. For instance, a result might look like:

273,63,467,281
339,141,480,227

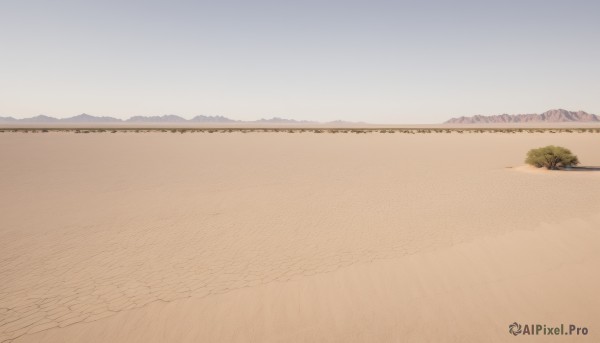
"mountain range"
0,114,320,124
3,109,598,124
445,109,599,124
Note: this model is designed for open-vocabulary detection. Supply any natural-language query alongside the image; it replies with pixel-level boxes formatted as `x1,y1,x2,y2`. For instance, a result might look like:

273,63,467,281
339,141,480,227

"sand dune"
1,132,599,342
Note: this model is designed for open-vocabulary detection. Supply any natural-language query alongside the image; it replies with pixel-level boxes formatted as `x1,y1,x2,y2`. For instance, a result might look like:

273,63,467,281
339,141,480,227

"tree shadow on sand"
562,166,600,172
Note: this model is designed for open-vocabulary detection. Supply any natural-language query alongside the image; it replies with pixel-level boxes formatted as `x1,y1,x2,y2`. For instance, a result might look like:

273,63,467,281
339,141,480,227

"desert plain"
1,130,599,342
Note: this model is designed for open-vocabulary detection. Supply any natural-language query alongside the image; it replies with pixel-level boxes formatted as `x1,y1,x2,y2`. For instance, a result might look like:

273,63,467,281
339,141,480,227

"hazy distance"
1,0,599,123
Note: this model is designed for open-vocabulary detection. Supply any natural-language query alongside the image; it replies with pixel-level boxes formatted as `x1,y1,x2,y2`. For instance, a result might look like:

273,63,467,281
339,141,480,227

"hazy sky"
1,0,599,123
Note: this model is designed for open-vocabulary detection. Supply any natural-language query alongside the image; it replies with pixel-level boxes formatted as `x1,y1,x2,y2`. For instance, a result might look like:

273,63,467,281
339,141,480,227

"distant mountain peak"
0,114,326,124
64,113,122,122
126,115,186,122
189,115,236,123
21,115,59,122
445,109,599,124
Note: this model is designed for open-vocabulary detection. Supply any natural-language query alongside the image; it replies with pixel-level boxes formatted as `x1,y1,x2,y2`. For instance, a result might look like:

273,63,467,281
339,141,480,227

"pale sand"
1,132,599,342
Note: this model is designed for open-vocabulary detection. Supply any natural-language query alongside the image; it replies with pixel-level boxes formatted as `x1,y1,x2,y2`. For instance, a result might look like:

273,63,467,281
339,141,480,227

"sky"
1,0,599,123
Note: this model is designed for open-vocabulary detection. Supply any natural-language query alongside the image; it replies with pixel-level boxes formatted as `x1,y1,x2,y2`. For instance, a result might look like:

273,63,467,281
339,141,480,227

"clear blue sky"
1,0,599,123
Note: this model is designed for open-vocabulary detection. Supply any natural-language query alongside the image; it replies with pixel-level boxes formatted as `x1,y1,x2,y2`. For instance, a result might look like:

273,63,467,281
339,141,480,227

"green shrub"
525,145,579,170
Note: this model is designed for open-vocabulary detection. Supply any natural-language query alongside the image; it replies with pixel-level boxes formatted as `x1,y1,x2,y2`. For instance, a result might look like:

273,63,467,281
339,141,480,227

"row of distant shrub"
2,128,600,134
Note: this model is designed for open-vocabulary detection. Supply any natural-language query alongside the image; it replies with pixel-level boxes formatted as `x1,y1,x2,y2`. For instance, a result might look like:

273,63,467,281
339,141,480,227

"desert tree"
525,145,579,170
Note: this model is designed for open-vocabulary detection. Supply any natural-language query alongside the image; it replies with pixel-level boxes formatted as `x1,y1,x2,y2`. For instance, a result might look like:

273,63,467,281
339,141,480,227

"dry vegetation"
1,127,599,134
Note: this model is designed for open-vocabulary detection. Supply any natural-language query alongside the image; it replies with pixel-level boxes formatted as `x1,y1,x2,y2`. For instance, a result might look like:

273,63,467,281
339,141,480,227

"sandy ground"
1,131,599,342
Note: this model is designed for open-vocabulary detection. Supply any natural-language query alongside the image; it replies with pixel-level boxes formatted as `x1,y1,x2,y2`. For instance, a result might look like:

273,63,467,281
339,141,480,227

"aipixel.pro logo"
509,322,588,336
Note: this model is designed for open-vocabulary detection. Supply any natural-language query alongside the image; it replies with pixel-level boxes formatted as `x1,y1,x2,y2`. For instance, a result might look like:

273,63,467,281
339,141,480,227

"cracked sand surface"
1,132,599,342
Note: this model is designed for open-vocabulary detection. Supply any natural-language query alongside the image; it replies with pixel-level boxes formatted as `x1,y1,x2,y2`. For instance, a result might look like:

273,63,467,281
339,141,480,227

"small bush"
525,145,579,170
